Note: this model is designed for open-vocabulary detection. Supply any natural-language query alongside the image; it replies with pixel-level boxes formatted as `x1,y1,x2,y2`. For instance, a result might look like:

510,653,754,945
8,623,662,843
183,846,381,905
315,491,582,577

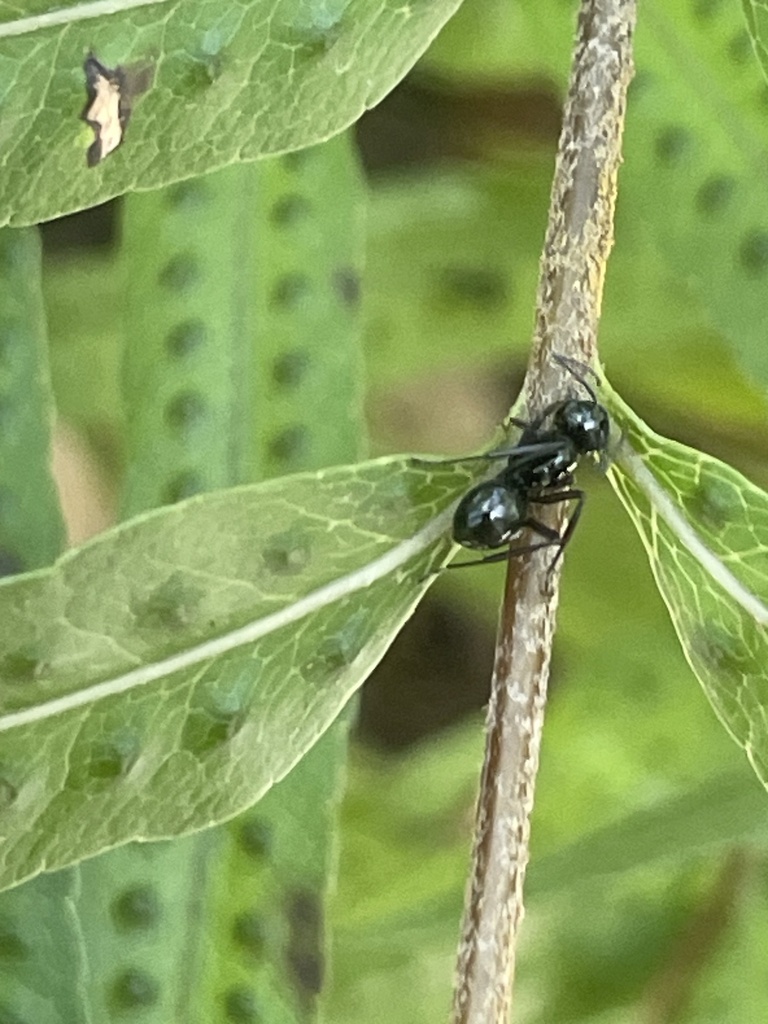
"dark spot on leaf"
224,987,260,1023
0,651,41,685
270,194,312,226
281,148,314,172
271,274,312,309
690,624,752,682
0,550,24,578
687,478,741,532
232,912,265,956
654,126,691,166
180,686,249,756
333,267,361,307
627,69,653,100
158,254,201,292
285,889,324,1003
110,969,160,1009
696,175,735,216
0,320,22,365
163,471,205,504
728,30,753,65
0,238,23,276
273,21,342,58
164,391,207,433
738,231,768,275
133,574,203,631
67,730,141,790
0,1003,26,1024
166,179,210,209
301,637,350,683
692,0,724,18
301,612,369,682
169,53,221,94
239,818,272,860
0,774,18,810
272,350,310,389
166,320,207,358
267,425,308,465
261,528,312,575
439,266,508,309
111,886,161,931
0,921,27,961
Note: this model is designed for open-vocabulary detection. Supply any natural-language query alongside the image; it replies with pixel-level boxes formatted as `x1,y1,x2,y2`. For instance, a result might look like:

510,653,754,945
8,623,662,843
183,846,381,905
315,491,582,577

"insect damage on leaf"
81,55,153,167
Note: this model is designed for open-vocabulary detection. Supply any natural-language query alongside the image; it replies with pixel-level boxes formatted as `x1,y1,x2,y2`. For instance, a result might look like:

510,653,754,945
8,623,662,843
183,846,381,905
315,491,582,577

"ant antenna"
552,353,600,404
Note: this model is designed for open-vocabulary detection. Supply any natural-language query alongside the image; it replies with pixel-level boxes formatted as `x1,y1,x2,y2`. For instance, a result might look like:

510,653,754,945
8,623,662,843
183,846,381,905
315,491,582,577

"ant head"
553,399,610,454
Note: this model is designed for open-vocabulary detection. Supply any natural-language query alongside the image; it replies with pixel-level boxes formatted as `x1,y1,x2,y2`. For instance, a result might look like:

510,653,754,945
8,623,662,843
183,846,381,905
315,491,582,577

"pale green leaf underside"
605,384,768,788
0,0,461,227
0,457,478,892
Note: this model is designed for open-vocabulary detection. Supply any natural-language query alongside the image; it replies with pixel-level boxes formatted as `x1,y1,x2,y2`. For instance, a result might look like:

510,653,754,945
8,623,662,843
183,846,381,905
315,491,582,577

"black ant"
444,355,610,575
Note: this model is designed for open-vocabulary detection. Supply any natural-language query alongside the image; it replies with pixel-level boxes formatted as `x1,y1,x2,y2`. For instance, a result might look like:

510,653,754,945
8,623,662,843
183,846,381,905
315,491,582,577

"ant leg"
445,539,558,571
531,488,585,585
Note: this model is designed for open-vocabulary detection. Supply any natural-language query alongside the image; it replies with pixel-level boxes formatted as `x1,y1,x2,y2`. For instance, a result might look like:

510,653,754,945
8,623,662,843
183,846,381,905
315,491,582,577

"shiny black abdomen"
452,482,529,550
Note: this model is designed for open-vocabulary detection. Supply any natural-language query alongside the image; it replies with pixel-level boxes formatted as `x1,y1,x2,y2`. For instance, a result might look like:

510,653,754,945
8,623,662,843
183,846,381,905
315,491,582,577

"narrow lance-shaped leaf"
75,142,365,1023
0,458,478,892
0,0,463,227
605,382,768,788
0,228,85,1024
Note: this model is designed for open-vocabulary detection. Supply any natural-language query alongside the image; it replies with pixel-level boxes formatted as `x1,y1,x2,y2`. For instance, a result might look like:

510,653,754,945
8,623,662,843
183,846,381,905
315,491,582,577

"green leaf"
605,382,768,789
0,457,476,891
0,0,462,227
622,0,768,390
76,141,364,1023
0,870,88,1024
120,143,364,508
0,228,65,570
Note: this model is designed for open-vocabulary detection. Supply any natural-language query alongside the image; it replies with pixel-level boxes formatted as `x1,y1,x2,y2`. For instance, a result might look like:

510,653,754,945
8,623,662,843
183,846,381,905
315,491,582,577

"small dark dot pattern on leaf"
261,528,312,575
65,734,141,791
0,551,24,578
0,924,27,961
270,194,312,226
111,886,161,931
271,350,310,389
224,986,260,1023
239,819,272,860
271,274,312,309
654,126,691,165
695,175,735,216
332,267,361,306
163,471,206,504
286,889,324,1003
439,266,508,308
232,912,265,956
165,320,207,358
111,969,161,1009
0,776,18,809
158,254,201,292
738,231,768,275
164,391,207,432
267,425,308,464
166,179,211,209
0,1002,26,1024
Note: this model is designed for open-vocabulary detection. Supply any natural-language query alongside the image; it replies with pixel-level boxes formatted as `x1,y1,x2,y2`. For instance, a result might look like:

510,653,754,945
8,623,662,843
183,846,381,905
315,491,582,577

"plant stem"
450,3,637,1022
